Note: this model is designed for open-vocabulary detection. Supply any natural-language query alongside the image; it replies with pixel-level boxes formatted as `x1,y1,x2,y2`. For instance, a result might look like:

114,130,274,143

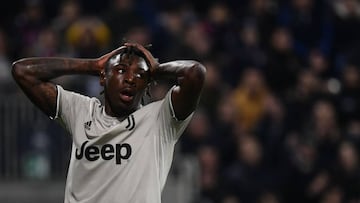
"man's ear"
100,70,106,86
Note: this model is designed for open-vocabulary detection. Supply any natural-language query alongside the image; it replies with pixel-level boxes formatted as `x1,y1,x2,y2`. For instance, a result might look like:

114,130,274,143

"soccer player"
12,42,206,203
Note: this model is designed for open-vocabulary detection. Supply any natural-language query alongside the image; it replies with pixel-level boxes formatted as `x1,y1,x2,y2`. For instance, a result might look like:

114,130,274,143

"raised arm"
125,43,206,120
12,47,126,118
155,61,206,120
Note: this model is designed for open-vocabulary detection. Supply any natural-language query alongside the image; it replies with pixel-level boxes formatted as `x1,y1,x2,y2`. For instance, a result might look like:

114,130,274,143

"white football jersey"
53,85,193,203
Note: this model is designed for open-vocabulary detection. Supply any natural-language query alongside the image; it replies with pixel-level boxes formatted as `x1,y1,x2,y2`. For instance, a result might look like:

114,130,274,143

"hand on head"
97,45,127,74
97,43,159,78
123,43,159,75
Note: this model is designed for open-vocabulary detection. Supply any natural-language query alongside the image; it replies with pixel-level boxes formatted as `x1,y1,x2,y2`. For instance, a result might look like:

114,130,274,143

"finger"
124,42,138,47
98,46,127,70
123,43,157,69
109,45,127,57
124,43,147,53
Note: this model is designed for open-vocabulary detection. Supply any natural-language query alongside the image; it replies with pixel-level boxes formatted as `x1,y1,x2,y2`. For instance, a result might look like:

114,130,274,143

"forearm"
12,57,100,82
11,57,101,118
154,60,206,86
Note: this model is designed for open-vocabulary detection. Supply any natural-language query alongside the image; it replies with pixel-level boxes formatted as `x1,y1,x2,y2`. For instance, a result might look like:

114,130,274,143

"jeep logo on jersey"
75,141,132,164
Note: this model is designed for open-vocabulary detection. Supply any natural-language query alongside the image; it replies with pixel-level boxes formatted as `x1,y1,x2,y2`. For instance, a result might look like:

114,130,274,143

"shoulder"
133,88,172,121
57,85,101,103
56,85,102,115
138,98,164,116
142,86,174,109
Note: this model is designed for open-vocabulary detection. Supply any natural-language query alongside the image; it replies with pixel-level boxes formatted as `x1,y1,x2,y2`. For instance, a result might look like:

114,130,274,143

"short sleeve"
157,86,194,142
52,85,92,136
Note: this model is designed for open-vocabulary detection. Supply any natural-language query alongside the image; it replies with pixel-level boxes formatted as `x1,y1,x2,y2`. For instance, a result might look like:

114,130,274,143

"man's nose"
124,72,135,85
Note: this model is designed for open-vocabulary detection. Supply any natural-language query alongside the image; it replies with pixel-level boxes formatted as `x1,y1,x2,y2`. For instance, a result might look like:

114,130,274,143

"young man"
12,43,206,203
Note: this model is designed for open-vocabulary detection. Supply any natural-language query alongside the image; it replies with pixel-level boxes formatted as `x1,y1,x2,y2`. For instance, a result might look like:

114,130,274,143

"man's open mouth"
120,89,135,103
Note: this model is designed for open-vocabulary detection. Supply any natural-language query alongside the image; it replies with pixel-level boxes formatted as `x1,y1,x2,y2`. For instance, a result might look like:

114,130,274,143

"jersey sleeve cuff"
49,85,61,120
168,86,194,122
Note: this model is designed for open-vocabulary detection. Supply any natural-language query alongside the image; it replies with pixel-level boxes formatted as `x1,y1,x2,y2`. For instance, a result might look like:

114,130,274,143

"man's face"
103,53,150,116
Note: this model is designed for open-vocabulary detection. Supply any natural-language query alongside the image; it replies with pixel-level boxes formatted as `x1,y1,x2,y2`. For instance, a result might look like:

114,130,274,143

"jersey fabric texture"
53,85,193,203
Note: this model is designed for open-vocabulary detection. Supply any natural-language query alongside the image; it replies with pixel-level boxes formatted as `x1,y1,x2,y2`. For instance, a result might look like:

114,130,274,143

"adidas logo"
84,121,92,130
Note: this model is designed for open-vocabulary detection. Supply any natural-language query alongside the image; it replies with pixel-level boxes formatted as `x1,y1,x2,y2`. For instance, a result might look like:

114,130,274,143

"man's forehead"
109,53,149,71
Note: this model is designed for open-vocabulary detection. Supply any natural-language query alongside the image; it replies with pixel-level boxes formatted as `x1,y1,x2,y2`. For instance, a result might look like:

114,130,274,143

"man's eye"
135,73,143,78
118,69,125,74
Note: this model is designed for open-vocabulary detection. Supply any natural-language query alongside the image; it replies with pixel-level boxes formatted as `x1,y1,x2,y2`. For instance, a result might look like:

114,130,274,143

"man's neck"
104,102,139,121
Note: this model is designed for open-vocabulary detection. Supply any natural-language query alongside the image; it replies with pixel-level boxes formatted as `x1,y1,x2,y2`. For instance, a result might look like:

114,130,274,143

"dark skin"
12,43,206,121
102,47,150,118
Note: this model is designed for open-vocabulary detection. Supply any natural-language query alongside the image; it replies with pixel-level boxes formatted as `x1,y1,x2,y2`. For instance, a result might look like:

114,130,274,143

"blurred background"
0,0,360,202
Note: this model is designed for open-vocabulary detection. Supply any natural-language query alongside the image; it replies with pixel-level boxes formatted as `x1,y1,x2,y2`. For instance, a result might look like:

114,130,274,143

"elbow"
186,61,206,85
12,60,28,81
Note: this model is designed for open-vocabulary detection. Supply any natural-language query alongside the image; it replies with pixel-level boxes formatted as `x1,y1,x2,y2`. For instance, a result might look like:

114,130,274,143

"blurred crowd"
1,0,360,202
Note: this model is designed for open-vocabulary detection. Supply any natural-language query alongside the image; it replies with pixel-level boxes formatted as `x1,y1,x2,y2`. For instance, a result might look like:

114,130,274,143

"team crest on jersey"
84,121,92,130
125,115,135,131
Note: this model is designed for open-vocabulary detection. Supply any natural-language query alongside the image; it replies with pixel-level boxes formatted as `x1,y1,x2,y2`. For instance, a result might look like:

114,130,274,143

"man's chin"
115,100,139,114
105,95,140,117
111,106,133,117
